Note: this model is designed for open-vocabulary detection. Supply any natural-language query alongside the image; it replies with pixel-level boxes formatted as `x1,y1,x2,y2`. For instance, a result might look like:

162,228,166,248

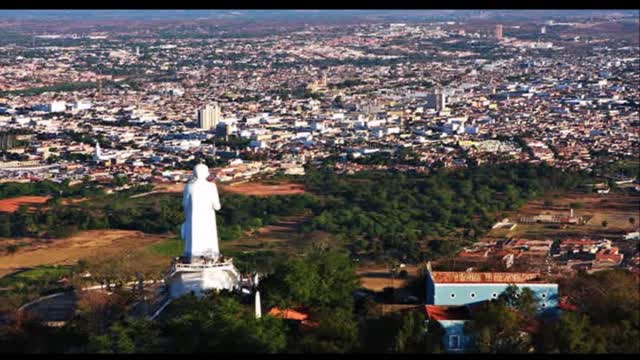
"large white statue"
181,163,221,260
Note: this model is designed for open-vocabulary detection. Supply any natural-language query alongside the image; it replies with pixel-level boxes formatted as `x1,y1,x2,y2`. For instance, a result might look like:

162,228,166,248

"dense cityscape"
0,10,638,354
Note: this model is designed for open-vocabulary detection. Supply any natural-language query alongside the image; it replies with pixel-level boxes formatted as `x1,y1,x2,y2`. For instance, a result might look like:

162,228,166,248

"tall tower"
197,103,221,130
495,24,503,40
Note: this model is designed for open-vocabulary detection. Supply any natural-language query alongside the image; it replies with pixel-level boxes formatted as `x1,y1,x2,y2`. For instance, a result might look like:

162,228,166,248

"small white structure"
255,291,262,319
167,164,241,298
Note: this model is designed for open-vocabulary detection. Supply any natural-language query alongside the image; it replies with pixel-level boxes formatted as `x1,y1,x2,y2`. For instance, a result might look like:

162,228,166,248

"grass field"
0,265,72,287
146,238,184,257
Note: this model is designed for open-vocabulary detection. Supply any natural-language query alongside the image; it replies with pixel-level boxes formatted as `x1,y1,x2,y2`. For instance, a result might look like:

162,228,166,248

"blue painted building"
424,268,559,353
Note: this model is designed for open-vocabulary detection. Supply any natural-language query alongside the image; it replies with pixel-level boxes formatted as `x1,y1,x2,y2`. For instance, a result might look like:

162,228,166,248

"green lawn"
145,238,184,257
0,265,72,288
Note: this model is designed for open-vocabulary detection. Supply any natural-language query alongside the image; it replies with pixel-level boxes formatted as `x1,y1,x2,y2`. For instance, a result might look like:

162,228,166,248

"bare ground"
356,263,421,292
0,196,49,212
153,181,306,197
0,230,168,277
485,192,640,241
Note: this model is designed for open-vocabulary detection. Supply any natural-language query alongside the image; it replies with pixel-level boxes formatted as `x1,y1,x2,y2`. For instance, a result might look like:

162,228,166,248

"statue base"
166,257,241,299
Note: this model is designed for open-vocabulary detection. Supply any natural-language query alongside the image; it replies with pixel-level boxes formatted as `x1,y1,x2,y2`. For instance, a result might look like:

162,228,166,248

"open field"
152,182,184,193
485,192,640,241
0,230,168,277
221,213,332,257
0,196,49,212
356,263,421,292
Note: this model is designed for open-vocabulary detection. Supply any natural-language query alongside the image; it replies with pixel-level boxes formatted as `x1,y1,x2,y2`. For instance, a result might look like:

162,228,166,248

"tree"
160,291,287,353
260,247,359,311
555,269,640,353
534,312,597,353
464,284,537,353
569,202,584,210
393,310,426,353
297,307,359,353
6,244,18,254
601,220,608,228
465,301,531,353
498,285,537,320
0,215,12,237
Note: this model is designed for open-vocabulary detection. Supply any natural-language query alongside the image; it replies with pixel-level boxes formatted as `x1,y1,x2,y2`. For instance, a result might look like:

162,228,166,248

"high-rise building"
495,24,503,40
197,103,221,130
540,26,546,35
425,91,446,112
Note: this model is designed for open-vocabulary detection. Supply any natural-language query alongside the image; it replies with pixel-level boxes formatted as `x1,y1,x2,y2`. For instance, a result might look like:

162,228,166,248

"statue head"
193,163,209,181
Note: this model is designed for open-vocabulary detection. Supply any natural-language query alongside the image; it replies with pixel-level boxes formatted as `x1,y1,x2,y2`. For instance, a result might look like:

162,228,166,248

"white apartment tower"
197,103,221,130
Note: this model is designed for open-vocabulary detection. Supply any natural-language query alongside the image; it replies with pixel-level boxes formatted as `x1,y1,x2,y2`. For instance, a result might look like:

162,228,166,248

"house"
423,265,560,353
425,269,559,316
424,305,473,353
593,246,624,268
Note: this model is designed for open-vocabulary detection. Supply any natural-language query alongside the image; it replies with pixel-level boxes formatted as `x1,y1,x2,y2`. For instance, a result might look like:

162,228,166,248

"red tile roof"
595,247,623,264
558,296,578,312
268,307,309,321
424,305,471,321
431,271,543,284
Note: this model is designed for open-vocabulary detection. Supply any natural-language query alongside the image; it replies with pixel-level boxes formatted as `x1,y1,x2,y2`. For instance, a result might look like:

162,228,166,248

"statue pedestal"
166,258,241,298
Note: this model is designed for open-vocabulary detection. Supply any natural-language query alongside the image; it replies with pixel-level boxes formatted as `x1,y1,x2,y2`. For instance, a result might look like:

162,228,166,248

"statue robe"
181,168,221,259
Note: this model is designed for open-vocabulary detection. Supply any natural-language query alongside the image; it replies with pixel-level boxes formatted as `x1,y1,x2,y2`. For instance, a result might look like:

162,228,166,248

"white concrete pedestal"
167,259,241,298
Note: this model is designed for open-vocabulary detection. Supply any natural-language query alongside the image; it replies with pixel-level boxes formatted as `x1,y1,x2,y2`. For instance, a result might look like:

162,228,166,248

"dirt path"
0,230,168,277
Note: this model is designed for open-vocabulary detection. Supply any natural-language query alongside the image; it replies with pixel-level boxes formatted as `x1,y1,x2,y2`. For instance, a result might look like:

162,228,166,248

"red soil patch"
0,196,50,213
221,182,305,196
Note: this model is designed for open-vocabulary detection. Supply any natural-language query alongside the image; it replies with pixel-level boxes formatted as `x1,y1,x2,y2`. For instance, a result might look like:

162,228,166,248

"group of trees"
0,247,363,353
459,270,640,354
303,163,588,262
1,185,317,242
0,180,100,200
536,269,640,353
228,246,359,353
0,183,147,239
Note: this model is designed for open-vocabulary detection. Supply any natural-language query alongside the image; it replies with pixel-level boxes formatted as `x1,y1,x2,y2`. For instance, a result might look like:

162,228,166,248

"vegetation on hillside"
303,163,589,262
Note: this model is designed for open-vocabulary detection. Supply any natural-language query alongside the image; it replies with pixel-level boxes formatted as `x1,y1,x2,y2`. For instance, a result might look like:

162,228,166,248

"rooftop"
425,305,471,321
431,271,545,284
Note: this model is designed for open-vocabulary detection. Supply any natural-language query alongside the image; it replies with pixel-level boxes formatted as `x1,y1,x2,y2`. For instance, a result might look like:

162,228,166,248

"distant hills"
0,10,637,22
